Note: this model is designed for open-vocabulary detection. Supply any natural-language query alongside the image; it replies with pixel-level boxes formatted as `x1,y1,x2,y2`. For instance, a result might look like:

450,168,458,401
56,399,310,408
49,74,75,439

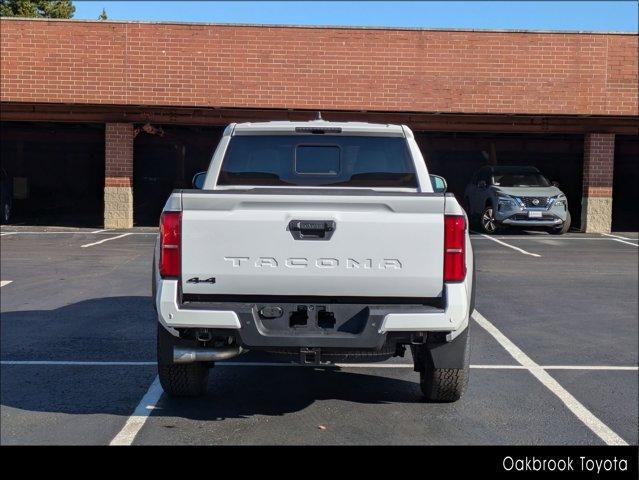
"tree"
0,0,75,19
97,7,106,20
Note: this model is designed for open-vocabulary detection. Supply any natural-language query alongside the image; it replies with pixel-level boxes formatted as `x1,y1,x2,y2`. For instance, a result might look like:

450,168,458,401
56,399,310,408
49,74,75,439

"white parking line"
601,233,633,241
1,360,636,371
542,365,639,371
0,232,18,237
599,233,639,246
81,233,132,248
110,376,163,446
472,309,628,446
611,238,639,247
0,280,13,288
3,352,635,445
474,237,626,241
479,234,541,257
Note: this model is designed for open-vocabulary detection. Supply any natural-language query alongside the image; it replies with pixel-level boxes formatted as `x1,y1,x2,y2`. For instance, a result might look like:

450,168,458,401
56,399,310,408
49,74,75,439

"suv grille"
521,197,549,208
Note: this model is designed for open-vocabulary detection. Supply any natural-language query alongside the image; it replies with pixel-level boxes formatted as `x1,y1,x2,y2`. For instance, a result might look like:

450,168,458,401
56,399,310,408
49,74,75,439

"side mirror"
552,181,560,188
477,180,487,189
192,172,206,189
430,174,447,193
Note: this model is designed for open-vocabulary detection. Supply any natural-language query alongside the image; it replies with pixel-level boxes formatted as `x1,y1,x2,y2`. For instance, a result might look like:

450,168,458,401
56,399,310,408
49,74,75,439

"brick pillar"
581,133,615,233
104,123,134,229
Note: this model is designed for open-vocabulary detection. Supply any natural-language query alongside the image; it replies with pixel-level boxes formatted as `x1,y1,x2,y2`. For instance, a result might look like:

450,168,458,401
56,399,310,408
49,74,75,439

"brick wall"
105,123,134,187
581,132,615,233
104,123,134,228
1,18,637,116
583,133,615,198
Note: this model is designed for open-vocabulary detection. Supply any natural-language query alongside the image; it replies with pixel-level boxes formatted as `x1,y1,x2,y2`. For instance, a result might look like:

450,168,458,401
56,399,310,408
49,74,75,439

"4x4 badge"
187,277,216,284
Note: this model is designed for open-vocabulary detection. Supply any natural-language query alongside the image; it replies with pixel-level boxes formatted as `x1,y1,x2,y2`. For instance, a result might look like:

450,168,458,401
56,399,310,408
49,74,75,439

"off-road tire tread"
420,367,468,402
158,362,209,397
157,324,209,397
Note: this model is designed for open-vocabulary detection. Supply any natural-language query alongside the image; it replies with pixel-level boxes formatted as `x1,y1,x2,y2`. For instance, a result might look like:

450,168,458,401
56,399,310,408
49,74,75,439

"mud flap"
423,327,469,370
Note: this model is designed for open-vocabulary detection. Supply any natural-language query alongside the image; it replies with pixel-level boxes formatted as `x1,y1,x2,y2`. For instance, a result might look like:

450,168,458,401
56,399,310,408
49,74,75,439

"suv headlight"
554,195,567,207
497,195,517,211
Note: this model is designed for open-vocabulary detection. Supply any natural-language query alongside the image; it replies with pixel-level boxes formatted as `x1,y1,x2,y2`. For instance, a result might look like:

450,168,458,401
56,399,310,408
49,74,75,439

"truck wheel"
157,326,209,397
549,211,571,235
480,206,499,234
158,363,209,397
413,332,470,402
419,364,469,402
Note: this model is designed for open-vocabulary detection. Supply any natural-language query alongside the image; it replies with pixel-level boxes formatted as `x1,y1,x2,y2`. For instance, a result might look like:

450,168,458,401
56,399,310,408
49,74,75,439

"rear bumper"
157,279,242,331
156,280,470,348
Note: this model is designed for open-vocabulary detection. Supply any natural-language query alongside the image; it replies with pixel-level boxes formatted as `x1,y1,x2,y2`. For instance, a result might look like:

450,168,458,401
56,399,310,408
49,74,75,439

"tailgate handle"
288,220,336,240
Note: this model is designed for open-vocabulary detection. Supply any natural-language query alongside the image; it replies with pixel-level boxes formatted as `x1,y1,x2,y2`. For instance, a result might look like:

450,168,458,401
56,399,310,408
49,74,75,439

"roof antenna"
315,111,323,121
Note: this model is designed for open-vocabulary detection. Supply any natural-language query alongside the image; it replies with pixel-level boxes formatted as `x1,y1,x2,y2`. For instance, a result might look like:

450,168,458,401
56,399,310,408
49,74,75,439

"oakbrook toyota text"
502,456,629,473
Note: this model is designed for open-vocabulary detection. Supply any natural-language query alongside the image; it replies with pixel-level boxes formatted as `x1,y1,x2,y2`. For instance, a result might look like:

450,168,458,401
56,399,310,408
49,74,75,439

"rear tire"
413,332,470,403
158,363,209,397
419,365,469,402
549,211,571,235
157,326,209,397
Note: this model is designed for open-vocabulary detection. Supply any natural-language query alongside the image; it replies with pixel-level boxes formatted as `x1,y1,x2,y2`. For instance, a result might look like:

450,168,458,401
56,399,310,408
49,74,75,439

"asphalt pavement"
1,227,637,445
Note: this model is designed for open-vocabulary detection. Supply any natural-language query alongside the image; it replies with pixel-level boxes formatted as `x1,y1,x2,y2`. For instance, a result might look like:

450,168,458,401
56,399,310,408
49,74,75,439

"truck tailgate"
180,190,445,298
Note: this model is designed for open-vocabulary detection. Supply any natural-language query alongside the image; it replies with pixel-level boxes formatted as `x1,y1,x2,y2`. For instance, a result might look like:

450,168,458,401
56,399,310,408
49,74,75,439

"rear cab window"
217,135,418,188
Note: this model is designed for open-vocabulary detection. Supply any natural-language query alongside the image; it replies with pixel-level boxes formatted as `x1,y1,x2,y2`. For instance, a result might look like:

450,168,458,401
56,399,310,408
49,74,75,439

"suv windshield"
492,172,551,187
218,135,417,188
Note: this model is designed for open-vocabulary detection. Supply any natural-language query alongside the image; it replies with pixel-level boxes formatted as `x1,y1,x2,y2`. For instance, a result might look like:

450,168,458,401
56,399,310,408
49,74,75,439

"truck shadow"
0,296,427,422
153,366,425,423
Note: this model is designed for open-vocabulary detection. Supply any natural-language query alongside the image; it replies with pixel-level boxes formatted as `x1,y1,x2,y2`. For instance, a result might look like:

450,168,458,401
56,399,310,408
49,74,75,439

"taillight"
159,211,181,278
444,215,466,282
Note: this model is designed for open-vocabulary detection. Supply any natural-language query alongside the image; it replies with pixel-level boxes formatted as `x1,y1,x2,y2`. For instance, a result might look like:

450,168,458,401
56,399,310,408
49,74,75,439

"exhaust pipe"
173,345,243,364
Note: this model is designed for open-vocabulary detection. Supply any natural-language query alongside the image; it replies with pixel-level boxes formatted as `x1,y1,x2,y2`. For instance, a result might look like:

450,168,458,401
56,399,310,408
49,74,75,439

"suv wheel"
480,206,499,234
549,211,571,235
157,325,209,397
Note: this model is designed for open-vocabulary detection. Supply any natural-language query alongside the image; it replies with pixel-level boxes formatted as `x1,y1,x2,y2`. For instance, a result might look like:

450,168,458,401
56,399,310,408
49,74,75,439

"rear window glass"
217,135,417,188
296,145,340,175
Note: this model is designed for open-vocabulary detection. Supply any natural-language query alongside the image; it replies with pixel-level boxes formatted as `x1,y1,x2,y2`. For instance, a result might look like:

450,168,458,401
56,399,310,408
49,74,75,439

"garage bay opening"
0,122,105,227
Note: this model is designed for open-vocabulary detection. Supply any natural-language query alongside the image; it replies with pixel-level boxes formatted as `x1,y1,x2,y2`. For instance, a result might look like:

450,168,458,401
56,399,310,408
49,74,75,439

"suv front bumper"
501,215,563,227
495,204,567,228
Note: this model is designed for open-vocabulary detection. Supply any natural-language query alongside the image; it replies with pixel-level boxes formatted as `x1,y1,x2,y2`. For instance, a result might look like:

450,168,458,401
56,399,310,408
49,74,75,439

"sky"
73,1,639,32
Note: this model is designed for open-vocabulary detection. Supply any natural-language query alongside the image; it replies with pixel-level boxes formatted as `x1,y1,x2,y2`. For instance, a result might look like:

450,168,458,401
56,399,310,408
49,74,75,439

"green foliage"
0,0,75,19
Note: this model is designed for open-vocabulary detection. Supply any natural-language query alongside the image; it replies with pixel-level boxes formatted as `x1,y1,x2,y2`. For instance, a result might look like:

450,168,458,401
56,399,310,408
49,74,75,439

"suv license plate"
528,211,543,218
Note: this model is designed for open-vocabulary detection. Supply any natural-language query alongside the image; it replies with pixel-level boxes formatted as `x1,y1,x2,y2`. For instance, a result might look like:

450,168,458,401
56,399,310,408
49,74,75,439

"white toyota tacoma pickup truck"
153,119,474,402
